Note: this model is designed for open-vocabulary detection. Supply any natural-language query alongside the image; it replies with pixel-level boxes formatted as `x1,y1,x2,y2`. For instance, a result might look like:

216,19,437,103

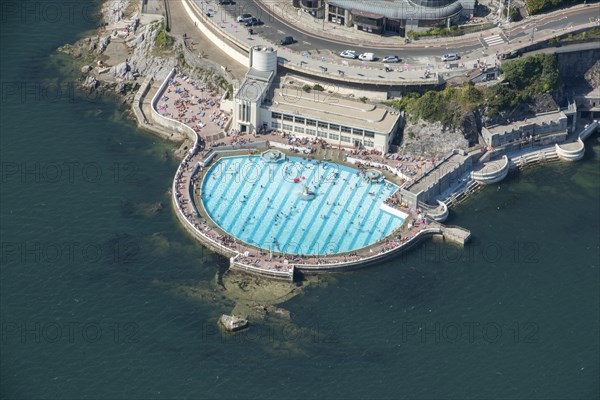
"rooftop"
485,110,567,136
269,86,401,134
406,152,468,194
328,0,463,21
235,68,273,102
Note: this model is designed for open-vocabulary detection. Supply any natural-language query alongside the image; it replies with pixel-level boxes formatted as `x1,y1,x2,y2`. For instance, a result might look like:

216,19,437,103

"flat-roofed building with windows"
265,88,401,153
481,111,569,148
231,46,401,153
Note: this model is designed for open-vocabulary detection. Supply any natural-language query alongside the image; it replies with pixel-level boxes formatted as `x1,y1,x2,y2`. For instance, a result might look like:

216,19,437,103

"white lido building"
230,46,402,153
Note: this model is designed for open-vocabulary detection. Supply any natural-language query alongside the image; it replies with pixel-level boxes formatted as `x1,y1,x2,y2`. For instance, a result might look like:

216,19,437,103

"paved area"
173,143,432,274
167,0,248,80
155,72,231,141
182,0,599,83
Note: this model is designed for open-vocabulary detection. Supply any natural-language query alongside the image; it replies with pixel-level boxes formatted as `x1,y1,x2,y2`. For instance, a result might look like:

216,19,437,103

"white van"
358,52,375,61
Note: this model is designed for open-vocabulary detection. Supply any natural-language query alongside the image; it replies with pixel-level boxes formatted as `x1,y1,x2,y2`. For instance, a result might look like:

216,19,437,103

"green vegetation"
406,23,494,40
386,84,483,130
359,96,368,103
487,53,561,116
385,54,562,123
502,5,522,22
155,22,174,50
303,84,311,93
527,0,584,15
313,84,325,91
551,28,600,45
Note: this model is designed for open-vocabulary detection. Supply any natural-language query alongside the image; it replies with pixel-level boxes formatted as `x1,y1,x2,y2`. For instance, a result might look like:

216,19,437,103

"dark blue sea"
1,1,599,398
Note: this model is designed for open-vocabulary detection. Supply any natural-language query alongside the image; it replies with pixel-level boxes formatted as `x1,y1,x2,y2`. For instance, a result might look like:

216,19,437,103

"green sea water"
1,1,599,399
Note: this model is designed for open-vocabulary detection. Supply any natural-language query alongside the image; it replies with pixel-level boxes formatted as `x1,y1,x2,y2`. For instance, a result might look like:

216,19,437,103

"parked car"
358,52,375,61
339,50,357,59
244,17,262,26
441,53,460,62
237,14,252,23
382,55,400,63
280,36,295,45
500,50,521,60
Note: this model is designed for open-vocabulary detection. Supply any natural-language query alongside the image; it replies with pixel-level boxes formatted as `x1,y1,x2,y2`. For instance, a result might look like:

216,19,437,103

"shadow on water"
216,258,229,289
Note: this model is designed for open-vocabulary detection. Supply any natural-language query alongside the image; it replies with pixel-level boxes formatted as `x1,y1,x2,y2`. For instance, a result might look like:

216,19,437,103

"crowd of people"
170,134,435,276
157,73,231,137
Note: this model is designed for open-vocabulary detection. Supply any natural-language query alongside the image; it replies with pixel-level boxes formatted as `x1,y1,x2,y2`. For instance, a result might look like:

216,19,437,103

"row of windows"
271,121,374,147
271,112,377,137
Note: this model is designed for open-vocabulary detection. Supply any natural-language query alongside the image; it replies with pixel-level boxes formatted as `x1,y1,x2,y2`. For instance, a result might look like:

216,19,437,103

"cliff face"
400,120,469,158
584,60,600,89
460,111,482,146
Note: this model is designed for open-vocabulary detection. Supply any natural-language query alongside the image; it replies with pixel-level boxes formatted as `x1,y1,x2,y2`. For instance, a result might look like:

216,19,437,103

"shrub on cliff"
155,23,174,50
487,54,561,116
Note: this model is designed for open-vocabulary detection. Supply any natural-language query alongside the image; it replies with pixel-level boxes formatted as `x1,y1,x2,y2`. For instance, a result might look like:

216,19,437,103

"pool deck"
155,72,232,142
172,141,468,281
145,71,471,280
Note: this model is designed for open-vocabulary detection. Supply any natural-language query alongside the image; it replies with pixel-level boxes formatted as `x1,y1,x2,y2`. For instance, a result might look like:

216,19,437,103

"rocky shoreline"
57,0,230,121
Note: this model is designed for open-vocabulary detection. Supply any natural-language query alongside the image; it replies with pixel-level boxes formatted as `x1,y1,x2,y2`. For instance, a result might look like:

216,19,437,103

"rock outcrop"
401,120,469,157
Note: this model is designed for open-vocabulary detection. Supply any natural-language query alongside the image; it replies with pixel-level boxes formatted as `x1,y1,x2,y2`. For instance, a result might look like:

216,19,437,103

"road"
199,0,598,64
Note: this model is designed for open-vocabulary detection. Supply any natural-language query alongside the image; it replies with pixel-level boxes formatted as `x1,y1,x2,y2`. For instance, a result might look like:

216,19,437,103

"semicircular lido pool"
201,156,405,255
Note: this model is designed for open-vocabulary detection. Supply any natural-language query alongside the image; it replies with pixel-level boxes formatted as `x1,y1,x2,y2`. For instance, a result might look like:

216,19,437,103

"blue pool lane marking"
243,160,291,241
256,161,320,251
345,182,387,252
312,176,371,254
201,156,404,255
205,157,243,218
221,158,268,233
292,164,345,254
284,164,346,254
317,179,380,254
308,173,359,254
230,160,278,236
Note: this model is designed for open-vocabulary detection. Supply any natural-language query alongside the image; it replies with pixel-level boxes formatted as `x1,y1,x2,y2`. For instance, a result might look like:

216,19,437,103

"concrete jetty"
440,226,472,246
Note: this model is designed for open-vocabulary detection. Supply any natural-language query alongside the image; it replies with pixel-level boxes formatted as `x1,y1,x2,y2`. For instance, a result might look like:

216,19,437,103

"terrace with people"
154,72,232,142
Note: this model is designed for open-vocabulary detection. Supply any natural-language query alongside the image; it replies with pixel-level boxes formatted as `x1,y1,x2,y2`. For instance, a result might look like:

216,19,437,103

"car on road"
382,55,401,63
499,50,521,60
441,53,460,62
244,17,262,26
280,36,295,45
339,50,357,59
237,14,252,23
358,52,375,61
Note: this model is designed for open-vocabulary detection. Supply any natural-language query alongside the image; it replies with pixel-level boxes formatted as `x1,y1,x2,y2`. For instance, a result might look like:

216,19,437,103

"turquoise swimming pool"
201,156,405,255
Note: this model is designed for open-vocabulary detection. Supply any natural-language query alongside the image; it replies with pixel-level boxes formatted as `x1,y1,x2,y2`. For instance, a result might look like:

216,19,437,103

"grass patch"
407,23,494,40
